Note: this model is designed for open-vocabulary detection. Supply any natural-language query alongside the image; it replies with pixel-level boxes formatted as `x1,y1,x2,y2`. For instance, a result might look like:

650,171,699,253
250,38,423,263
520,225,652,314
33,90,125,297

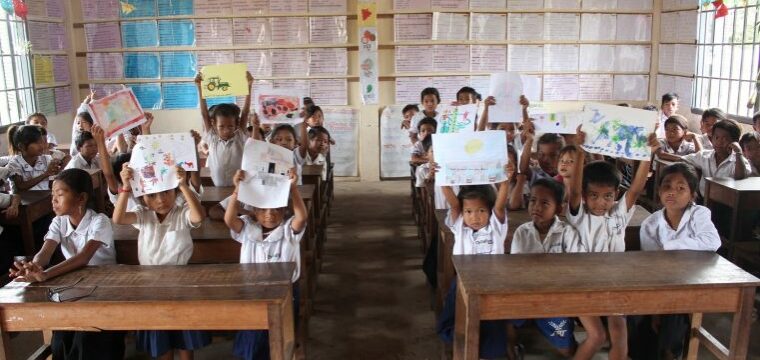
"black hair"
111,152,132,184
208,104,218,119
559,144,579,158
402,104,420,114
25,112,47,124
421,135,433,153
659,163,699,195
661,92,679,104
9,125,44,154
77,112,94,126
531,178,564,206
753,111,760,124
456,87,478,101
305,105,323,119
272,124,297,140
537,133,565,147
457,185,496,211
711,119,742,142
642,104,659,112
664,115,688,130
701,108,727,122
617,103,631,107
740,131,760,150
417,117,438,132
212,103,241,121
420,87,441,104
507,144,518,162
54,168,95,210
582,160,622,192
303,97,315,108
307,126,331,140
75,131,95,150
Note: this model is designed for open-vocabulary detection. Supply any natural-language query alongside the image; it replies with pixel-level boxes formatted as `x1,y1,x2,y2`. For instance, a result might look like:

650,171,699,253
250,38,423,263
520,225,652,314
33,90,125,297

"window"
694,1,760,119
0,13,34,126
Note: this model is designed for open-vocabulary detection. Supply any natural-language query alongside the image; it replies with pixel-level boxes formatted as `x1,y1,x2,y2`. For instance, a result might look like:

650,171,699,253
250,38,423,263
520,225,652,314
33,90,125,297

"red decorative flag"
712,0,729,18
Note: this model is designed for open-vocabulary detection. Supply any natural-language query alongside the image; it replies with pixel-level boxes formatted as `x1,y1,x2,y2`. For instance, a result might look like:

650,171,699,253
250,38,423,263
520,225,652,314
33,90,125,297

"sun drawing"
464,139,483,155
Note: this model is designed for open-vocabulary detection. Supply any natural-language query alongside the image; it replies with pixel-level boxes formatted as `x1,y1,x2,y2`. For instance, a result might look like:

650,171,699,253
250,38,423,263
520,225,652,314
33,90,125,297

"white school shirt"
231,216,304,283
64,153,100,171
566,195,635,253
47,133,58,147
414,164,458,209
203,130,247,186
294,148,327,180
410,141,425,156
132,204,200,265
510,217,585,254
682,150,752,195
656,113,668,139
45,209,116,265
445,210,507,255
658,139,695,156
698,133,714,151
7,154,54,190
639,204,721,251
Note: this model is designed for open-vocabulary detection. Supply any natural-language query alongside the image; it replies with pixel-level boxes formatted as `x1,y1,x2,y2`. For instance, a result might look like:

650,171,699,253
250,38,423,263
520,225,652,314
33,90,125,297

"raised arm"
508,173,527,210
477,96,495,131
520,95,530,123
177,166,205,225
92,125,118,194
519,125,535,178
112,163,138,225
298,119,309,159
224,170,246,234
195,73,212,132
568,128,586,214
189,130,203,193
249,113,262,141
684,131,702,152
493,177,510,223
289,168,307,233
140,112,154,135
624,134,656,209
239,72,254,132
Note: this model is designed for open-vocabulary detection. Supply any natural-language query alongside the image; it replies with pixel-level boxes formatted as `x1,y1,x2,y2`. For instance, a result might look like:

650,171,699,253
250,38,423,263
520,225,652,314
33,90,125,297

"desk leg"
686,313,703,360
453,278,479,360
728,287,755,360
269,287,295,360
0,324,10,360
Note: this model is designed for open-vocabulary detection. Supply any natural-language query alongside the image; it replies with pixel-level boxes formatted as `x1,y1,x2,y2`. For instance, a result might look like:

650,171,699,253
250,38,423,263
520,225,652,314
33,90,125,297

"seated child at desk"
415,137,459,210
0,166,20,272
410,118,437,165
9,168,124,360
630,163,721,360
70,112,94,158
114,163,209,360
658,115,699,156
196,72,253,186
696,108,727,151
436,180,510,359
401,104,419,130
26,113,57,150
224,168,307,360
6,125,62,191
64,131,100,171
295,124,330,180
409,87,441,144
510,178,582,359
657,93,679,139
657,119,750,197
740,131,760,176
519,130,564,186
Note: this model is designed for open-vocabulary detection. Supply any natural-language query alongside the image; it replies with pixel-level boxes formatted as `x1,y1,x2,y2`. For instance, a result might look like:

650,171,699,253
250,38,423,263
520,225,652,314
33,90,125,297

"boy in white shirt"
65,131,100,171
410,118,437,165
696,108,727,151
740,132,760,176
409,87,441,144
295,125,330,180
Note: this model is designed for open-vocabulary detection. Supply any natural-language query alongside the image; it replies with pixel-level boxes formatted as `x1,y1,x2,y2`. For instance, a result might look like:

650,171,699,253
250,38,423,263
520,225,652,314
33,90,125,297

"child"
26,113,57,150
658,119,751,197
296,124,330,180
555,145,578,190
656,93,679,138
565,129,656,360
506,145,527,210
401,104,419,130
114,163,209,360
7,125,61,191
64,131,100,171
630,163,720,360
410,117,437,164
519,131,564,186
659,115,699,156
196,72,253,186
478,95,529,127
740,131,760,175
9,168,124,360
753,111,760,134
69,112,94,157
436,181,510,359
409,87,441,144
270,124,298,151
415,138,458,210
697,108,727,151
224,168,307,360
456,86,479,105
510,178,582,357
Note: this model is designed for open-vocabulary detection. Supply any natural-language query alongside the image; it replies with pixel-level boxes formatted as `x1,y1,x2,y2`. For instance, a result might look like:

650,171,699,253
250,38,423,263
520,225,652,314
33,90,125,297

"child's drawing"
256,91,302,124
437,104,478,134
87,88,146,139
432,131,508,186
581,103,657,161
128,133,197,196
238,139,292,209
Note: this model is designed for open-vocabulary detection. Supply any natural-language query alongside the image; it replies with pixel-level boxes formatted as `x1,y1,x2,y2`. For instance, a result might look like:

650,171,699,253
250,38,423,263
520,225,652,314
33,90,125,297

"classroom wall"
50,0,724,181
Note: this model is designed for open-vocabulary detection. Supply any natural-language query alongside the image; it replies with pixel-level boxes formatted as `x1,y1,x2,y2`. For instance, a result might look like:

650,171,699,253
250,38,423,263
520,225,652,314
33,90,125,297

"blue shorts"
512,318,576,350
233,282,300,360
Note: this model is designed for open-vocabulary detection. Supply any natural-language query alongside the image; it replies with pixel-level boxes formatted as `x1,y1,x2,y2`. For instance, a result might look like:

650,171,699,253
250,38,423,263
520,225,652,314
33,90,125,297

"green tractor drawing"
206,76,230,92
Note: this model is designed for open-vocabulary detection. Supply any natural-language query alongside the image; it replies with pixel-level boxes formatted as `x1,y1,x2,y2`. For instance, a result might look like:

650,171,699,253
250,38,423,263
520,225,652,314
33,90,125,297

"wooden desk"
113,219,239,264
452,252,760,360
0,191,52,257
200,167,213,187
0,263,296,360
704,177,760,248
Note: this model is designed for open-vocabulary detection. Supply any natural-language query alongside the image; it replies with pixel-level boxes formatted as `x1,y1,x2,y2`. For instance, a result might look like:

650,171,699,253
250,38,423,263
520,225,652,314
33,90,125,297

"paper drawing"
488,72,523,123
432,131,508,186
200,63,249,99
580,102,657,161
437,104,478,133
238,139,293,209
255,90,302,124
128,133,198,196
86,88,146,139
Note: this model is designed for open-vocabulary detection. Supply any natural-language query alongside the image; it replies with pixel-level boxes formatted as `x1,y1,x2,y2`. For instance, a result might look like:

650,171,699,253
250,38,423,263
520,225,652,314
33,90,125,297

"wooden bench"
0,191,52,257
452,252,759,360
704,177,760,257
0,263,297,360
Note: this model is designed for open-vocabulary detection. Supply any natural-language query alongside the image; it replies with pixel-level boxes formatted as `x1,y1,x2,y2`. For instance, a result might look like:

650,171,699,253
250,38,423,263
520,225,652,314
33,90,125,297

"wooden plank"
728,287,756,360
696,327,729,360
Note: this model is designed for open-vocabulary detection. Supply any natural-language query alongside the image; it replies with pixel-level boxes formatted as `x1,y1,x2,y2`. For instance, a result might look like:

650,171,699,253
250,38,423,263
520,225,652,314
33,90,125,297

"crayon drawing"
200,63,248,99
256,91,302,124
432,131,508,186
581,103,657,161
437,104,478,134
87,88,146,139
128,133,197,196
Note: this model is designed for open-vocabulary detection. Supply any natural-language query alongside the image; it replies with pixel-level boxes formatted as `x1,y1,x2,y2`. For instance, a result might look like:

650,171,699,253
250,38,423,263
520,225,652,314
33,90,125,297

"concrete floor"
6,180,760,359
